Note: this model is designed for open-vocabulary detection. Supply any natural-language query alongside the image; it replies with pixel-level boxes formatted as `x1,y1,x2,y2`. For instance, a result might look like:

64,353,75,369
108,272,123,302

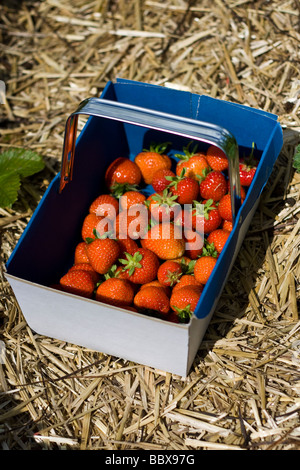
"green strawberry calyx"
195,166,211,183
192,199,216,221
119,251,143,276
201,240,218,258
145,189,179,211
85,228,115,244
110,182,139,199
143,141,171,155
165,269,183,287
165,167,187,190
172,304,193,323
174,141,199,162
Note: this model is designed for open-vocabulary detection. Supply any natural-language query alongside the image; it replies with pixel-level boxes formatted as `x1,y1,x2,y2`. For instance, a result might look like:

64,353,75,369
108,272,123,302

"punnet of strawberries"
56,141,257,324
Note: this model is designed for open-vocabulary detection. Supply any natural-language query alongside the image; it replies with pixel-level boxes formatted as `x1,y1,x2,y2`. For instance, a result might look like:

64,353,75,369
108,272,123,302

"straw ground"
0,0,299,450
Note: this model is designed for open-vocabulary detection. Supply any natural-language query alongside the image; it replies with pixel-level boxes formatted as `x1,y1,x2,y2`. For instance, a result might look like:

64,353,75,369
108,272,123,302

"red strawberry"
134,286,170,316
239,143,257,187
60,270,95,298
166,168,199,205
89,193,119,220
207,228,230,253
157,260,183,287
172,274,203,292
175,142,210,180
105,157,142,189
239,162,256,186
117,237,140,259
170,285,203,322
173,206,194,230
81,213,113,241
134,142,172,185
85,238,121,274
146,190,180,223
140,280,171,297
192,199,222,234
152,168,176,193
115,204,149,240
222,219,233,232
119,248,160,284
119,190,146,211
104,264,130,281
68,263,100,283
206,145,229,171
194,255,217,285
74,242,90,264
95,278,135,307
199,170,227,202
141,223,185,260
218,193,233,221
184,228,204,259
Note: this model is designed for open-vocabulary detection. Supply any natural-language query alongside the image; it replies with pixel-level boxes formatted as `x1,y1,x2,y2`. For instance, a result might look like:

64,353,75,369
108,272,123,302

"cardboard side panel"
6,275,191,377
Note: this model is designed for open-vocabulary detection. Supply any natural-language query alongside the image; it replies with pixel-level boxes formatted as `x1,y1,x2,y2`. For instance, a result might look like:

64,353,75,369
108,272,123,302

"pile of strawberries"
57,141,256,323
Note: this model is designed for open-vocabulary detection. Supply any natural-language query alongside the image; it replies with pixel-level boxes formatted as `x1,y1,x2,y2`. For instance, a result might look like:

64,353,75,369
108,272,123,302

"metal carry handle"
59,97,242,221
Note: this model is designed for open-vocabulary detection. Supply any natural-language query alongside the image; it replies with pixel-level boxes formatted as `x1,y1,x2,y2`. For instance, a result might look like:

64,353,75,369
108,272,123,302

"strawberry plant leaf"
0,148,44,208
0,172,21,209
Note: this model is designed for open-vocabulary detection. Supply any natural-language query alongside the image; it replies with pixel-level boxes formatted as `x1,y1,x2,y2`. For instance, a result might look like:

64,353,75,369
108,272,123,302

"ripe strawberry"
239,143,257,187
239,161,256,186
140,280,171,297
166,168,199,205
194,255,217,285
222,219,233,232
152,168,176,193
205,145,229,171
95,278,135,307
134,286,170,316
218,193,233,221
184,228,204,259
175,142,210,180
115,204,149,240
170,285,203,322
105,157,142,189
207,228,230,253
141,223,185,260
60,270,95,298
68,263,100,283
157,260,183,287
74,241,90,264
104,264,131,281
85,238,121,274
81,213,113,241
119,248,160,284
117,237,140,259
134,142,172,184
192,199,222,234
89,193,119,220
173,206,193,230
119,190,146,211
145,190,180,223
199,170,227,202
172,274,203,292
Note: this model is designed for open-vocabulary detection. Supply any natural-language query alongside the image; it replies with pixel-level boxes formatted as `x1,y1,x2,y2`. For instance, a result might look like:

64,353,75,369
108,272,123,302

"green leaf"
0,148,44,208
293,144,300,173
0,172,21,209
